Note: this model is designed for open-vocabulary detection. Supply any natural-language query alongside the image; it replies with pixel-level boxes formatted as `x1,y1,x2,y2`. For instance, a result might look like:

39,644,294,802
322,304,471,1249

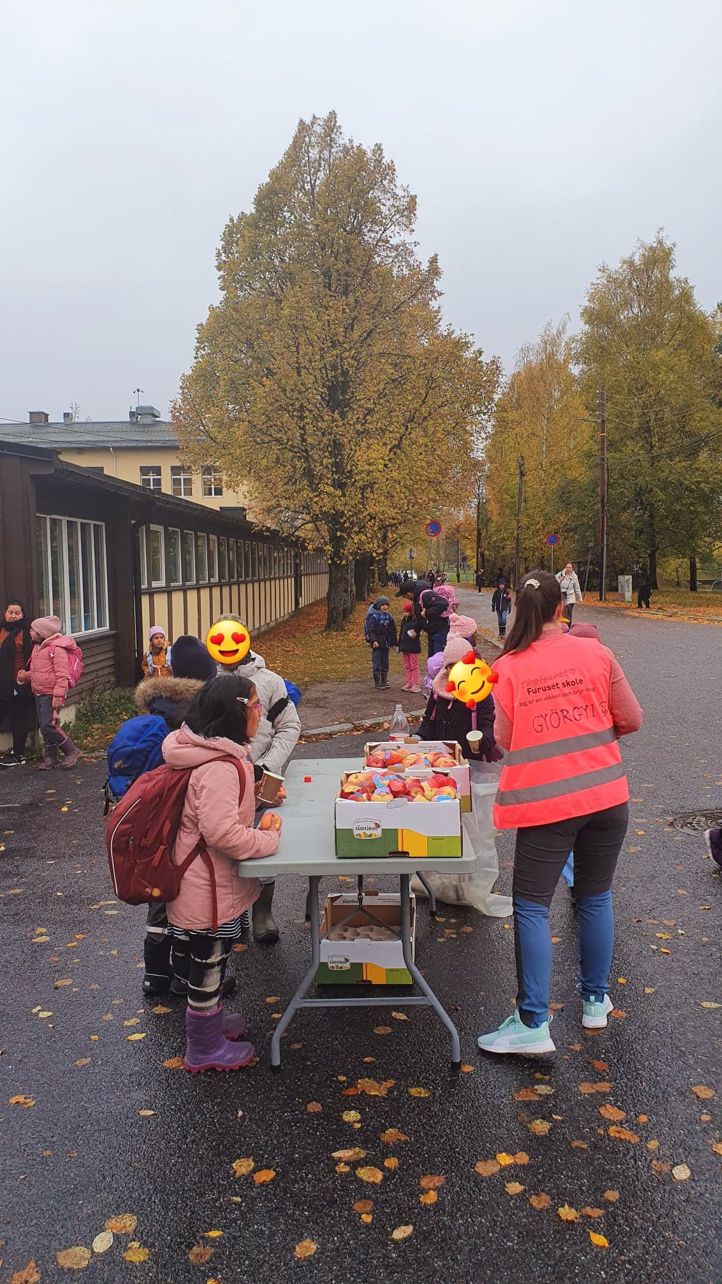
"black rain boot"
373,672,381,688
379,670,389,691
142,932,173,995
252,882,280,944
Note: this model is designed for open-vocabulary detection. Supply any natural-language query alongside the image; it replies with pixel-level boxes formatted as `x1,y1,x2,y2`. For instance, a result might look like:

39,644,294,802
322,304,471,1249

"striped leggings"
171,933,232,1012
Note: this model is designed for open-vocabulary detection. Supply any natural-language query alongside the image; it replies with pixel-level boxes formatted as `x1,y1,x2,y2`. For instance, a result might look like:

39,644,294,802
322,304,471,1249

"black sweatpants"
513,802,629,907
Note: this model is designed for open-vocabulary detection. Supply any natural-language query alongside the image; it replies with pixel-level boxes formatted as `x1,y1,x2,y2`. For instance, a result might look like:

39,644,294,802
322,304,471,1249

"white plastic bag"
411,762,512,917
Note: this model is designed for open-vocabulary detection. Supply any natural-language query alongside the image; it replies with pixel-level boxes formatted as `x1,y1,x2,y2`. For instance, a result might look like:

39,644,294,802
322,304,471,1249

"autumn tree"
483,321,591,575
576,234,722,587
173,112,498,628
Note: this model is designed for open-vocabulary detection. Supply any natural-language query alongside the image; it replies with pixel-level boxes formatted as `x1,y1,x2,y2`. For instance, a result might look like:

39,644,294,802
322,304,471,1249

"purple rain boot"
222,1010,247,1041
59,737,81,770
183,1005,254,1073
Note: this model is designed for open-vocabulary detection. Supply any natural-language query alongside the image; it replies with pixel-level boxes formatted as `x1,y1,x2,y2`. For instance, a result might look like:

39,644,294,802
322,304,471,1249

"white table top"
235,757,475,878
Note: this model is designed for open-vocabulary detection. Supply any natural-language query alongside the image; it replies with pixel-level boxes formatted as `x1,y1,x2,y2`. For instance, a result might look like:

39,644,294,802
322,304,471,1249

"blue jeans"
496,609,508,632
512,803,628,1027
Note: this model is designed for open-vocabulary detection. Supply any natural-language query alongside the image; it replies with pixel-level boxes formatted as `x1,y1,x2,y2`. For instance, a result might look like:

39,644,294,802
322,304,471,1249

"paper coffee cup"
466,730,483,749
257,770,284,804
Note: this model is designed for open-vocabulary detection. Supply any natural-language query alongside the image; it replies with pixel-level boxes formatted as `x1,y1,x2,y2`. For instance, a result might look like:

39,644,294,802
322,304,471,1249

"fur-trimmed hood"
135,674,206,714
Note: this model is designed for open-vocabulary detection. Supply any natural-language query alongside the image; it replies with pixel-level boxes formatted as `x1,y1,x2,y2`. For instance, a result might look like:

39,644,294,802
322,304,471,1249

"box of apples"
334,768,463,859
364,740,472,813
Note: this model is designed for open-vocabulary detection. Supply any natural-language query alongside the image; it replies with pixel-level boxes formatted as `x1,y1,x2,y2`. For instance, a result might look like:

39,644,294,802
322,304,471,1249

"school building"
0,441,328,705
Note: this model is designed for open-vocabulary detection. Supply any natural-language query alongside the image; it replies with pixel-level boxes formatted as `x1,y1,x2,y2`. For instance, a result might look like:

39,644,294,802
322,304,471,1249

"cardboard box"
315,892,415,985
364,740,472,813
335,774,463,858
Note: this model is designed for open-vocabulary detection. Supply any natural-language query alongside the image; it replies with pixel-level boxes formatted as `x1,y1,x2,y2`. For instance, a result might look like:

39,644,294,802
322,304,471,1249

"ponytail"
502,571,561,655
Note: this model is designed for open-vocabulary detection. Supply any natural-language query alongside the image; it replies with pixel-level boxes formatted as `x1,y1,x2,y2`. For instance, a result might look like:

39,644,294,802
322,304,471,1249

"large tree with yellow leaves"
172,112,498,628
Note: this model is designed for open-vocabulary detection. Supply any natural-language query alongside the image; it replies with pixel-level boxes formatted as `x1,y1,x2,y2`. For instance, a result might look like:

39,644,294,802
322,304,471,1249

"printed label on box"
327,955,351,971
352,818,382,839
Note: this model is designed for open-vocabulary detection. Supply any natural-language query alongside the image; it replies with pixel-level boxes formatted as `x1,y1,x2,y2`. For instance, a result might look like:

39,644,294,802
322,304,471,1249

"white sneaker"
582,993,613,1029
477,1011,556,1055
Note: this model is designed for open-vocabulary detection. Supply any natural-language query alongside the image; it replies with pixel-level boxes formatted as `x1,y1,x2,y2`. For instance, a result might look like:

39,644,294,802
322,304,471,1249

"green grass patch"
71,685,137,753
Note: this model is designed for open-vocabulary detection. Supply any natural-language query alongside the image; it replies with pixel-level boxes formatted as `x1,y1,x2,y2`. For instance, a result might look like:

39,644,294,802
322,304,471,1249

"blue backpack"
104,714,169,810
285,679,302,707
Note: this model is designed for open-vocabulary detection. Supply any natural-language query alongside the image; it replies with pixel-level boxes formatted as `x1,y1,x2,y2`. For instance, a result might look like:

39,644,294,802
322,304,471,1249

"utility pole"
598,385,607,601
475,479,482,577
513,455,525,589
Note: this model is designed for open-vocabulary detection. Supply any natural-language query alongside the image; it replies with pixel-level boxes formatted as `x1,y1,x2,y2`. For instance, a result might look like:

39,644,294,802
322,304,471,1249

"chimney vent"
29,411,49,425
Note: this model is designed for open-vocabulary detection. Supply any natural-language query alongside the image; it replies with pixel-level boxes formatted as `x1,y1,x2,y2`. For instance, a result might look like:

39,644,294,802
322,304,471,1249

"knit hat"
569,622,601,641
149,625,166,642
403,602,413,613
447,612,477,640
373,596,390,608
170,634,217,681
31,615,62,640
443,635,474,666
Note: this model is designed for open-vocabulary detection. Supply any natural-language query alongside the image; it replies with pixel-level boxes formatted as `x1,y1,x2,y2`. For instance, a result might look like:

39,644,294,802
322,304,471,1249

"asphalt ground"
1,606,720,1283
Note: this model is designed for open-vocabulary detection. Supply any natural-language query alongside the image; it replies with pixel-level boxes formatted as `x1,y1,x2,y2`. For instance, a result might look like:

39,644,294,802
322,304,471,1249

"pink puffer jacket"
163,726,279,931
25,634,75,700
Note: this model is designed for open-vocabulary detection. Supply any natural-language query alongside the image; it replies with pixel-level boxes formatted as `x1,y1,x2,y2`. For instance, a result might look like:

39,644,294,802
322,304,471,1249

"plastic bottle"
388,703,410,740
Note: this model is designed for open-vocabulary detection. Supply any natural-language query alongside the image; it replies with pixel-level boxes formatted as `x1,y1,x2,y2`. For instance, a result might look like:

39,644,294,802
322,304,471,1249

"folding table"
235,757,474,1069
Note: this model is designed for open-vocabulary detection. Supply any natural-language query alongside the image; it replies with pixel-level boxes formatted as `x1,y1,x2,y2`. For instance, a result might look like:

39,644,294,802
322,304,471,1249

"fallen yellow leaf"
122,1242,149,1263
598,1103,626,1122
505,1181,525,1195
353,1199,373,1214
419,1174,445,1190
672,1163,691,1181
332,1148,366,1162
419,1190,438,1205
608,1125,640,1143
91,1232,113,1254
360,1213,372,1225
373,1026,392,1035
527,1119,551,1136
603,1189,620,1202
104,1213,137,1234
341,1110,361,1123
8,1095,35,1108
391,1011,409,1021
265,995,281,1004
10,1261,41,1283
383,1157,399,1171
529,1193,551,1210
151,1004,172,1015
137,1108,156,1118
252,1168,276,1184
306,1101,323,1113
390,1224,413,1241
204,1230,224,1239
580,1207,604,1219
56,1246,91,1269
513,1151,530,1165
578,1081,611,1094
380,1128,408,1144
231,1158,254,1177
557,1204,579,1222
355,1166,384,1184
495,1152,515,1167
125,1032,146,1042
474,1159,500,1177
294,1240,317,1260
589,1231,609,1248
691,1085,715,1100
74,1058,91,1068
407,1087,430,1098
188,1243,214,1264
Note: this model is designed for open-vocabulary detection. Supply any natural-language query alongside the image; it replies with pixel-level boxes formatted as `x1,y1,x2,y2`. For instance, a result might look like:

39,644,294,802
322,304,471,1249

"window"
171,466,193,498
251,542,259,580
138,526,148,588
195,532,208,582
182,531,195,583
201,466,223,497
140,465,162,491
35,514,109,634
149,525,165,587
219,537,228,581
228,538,237,580
167,528,181,585
208,534,219,582
237,540,245,579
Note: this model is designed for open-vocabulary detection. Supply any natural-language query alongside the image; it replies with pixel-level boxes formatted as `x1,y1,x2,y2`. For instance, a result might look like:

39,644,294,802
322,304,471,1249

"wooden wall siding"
74,632,118,697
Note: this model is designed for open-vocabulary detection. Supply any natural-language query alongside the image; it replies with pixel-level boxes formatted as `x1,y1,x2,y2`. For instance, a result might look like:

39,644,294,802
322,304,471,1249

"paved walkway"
1,609,720,1283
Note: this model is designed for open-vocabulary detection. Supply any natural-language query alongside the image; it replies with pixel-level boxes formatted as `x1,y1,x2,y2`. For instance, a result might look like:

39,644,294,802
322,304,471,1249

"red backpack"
106,757,245,932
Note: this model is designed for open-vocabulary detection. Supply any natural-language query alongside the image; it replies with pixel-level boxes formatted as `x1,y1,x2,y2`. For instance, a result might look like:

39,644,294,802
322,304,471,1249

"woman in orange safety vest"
478,571,642,1056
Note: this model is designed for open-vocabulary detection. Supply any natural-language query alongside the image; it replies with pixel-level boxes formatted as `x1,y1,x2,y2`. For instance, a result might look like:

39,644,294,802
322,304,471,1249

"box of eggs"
364,740,472,813
315,892,416,985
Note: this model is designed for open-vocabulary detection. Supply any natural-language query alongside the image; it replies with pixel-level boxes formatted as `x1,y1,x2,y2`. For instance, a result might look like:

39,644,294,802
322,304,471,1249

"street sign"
545,533,559,546
426,520,442,537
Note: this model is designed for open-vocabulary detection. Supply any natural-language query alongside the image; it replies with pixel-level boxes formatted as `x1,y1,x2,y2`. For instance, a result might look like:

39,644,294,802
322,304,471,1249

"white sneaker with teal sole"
477,1011,555,1055
582,993,613,1029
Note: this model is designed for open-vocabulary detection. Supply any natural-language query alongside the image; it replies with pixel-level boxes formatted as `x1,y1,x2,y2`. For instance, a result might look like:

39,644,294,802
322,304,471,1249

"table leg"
415,870,438,916
399,874,461,1070
270,875,321,1070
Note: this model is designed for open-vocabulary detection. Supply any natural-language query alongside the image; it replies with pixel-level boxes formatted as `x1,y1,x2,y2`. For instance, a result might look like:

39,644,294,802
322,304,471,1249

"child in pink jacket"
162,672,282,1073
17,616,81,770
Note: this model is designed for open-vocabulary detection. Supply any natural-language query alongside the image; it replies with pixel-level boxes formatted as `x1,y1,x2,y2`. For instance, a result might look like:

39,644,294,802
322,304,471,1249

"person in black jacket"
418,633,499,761
366,598,397,690
491,581,512,637
396,578,450,657
0,599,34,767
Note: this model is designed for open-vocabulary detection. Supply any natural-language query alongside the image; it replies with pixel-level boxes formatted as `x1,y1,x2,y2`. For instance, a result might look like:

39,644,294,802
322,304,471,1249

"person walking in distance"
477,571,642,1056
637,569,652,609
556,561,583,626
491,579,512,638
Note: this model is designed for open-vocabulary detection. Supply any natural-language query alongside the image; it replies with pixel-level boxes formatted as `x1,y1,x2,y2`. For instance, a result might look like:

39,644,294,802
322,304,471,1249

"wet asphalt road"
1,607,720,1284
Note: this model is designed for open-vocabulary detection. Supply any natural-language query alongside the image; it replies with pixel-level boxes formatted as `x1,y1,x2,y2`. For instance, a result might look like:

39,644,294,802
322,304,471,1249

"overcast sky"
2,0,720,423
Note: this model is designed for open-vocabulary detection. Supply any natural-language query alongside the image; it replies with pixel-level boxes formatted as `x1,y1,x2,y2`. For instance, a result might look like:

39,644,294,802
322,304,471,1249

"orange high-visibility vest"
492,633,629,829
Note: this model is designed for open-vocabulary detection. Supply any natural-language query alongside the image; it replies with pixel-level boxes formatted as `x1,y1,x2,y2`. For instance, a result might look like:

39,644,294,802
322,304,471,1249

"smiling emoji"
446,650,498,708
206,617,251,666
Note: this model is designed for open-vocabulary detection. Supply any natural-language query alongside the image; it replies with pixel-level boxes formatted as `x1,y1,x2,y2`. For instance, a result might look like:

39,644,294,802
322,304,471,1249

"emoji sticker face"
206,618,251,666
446,651,497,708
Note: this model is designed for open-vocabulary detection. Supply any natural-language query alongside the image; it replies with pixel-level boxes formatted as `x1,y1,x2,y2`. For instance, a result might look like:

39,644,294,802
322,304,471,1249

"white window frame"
149,524,166,588
36,513,110,637
139,465,162,491
182,531,196,584
167,527,182,586
201,466,223,497
171,465,193,498
208,534,219,582
195,532,208,582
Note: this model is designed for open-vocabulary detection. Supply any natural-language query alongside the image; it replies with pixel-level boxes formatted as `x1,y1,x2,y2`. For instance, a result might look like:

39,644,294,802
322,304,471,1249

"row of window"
36,515,109,635
139,527,301,590
139,465,223,498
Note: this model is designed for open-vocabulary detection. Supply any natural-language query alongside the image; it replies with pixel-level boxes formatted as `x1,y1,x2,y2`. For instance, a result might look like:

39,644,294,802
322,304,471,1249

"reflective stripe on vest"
492,633,629,829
